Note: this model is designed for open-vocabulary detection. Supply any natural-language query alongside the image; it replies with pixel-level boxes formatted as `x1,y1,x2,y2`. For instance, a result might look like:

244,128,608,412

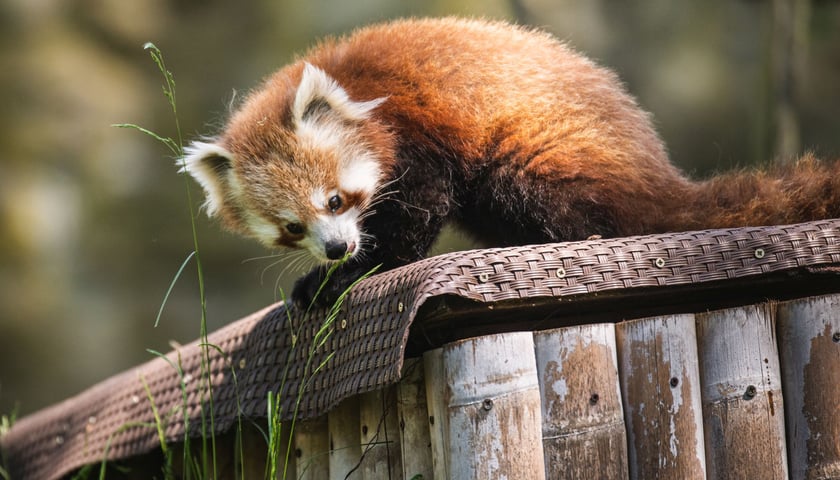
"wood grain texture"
696,304,788,479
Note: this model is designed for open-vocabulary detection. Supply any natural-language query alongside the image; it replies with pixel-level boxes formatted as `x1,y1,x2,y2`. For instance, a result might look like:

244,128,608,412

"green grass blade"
111,123,179,156
155,251,196,327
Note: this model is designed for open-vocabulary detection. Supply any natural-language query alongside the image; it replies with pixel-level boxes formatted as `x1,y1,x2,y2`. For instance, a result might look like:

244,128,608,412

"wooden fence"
282,295,840,480
4,221,840,479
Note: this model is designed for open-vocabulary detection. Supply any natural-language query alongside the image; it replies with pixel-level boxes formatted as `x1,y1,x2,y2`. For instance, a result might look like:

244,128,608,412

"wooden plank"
328,396,361,480
534,324,628,480
778,294,840,479
359,386,402,479
696,304,788,479
442,332,545,479
616,314,706,480
423,347,449,480
295,416,329,480
397,358,433,480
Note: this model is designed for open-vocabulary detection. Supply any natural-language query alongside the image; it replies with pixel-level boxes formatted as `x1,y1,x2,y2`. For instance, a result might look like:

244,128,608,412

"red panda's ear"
292,62,385,124
180,141,235,217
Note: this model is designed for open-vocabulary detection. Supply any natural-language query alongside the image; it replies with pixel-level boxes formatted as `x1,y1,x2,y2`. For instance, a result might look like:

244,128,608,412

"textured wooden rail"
3,219,840,479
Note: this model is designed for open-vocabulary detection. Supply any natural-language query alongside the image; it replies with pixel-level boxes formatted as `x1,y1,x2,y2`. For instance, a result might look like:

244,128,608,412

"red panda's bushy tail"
665,153,840,231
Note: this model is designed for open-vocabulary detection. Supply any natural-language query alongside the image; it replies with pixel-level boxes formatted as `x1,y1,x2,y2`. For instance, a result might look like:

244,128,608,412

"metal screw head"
556,268,566,278
482,399,494,411
589,393,600,405
670,377,680,388
754,248,766,259
478,273,490,283
833,332,840,343
654,257,666,268
744,385,758,399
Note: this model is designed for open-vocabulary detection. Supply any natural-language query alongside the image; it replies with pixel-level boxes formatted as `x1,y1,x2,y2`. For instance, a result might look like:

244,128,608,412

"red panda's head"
181,63,392,262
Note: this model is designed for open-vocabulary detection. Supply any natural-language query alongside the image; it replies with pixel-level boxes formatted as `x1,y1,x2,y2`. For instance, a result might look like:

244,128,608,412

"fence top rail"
4,219,840,480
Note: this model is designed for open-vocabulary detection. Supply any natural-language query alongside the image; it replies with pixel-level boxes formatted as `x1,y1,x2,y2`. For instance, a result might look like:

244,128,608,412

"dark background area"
1,0,839,417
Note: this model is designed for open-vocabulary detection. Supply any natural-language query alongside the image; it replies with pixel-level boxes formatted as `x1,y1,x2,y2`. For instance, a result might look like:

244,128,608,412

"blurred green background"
1,0,839,418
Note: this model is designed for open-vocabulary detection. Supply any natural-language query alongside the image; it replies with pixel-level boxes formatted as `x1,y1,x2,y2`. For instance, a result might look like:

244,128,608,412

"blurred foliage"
1,0,839,417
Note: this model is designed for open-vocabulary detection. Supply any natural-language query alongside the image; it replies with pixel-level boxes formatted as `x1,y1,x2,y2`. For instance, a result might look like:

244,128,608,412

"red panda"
183,17,840,306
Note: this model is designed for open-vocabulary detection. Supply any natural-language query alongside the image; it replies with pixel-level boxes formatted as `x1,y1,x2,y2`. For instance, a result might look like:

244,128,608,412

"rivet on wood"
556,267,566,278
654,257,666,268
670,377,679,388
482,398,494,411
744,385,758,399
754,248,765,259
478,273,490,283
833,332,840,343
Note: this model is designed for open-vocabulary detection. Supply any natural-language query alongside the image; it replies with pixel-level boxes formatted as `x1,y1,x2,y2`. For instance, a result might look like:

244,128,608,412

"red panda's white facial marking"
244,211,282,247
300,206,362,262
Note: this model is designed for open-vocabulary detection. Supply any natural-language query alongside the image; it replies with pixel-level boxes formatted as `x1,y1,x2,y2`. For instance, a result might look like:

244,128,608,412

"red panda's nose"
325,240,349,260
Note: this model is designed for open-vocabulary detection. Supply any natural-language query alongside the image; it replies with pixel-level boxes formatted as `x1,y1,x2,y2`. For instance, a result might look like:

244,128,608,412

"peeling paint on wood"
696,304,788,479
534,324,628,479
616,314,706,480
778,294,840,480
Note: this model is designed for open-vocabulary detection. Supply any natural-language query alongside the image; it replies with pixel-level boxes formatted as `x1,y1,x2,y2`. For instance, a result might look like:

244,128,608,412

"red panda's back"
304,18,670,174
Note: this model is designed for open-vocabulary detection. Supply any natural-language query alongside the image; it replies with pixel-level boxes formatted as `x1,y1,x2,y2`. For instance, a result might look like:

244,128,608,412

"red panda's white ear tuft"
293,62,385,124
179,141,235,217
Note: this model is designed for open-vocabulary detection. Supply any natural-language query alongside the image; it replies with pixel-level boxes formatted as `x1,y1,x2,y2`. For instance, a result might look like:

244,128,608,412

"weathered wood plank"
534,324,628,480
616,314,706,480
397,358,433,480
440,332,545,479
696,304,788,479
359,386,402,479
423,347,449,480
778,294,840,480
328,397,361,480
295,416,329,480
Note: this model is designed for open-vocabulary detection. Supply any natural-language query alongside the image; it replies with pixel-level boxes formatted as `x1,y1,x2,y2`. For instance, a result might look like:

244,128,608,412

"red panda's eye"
328,195,342,212
286,222,304,235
